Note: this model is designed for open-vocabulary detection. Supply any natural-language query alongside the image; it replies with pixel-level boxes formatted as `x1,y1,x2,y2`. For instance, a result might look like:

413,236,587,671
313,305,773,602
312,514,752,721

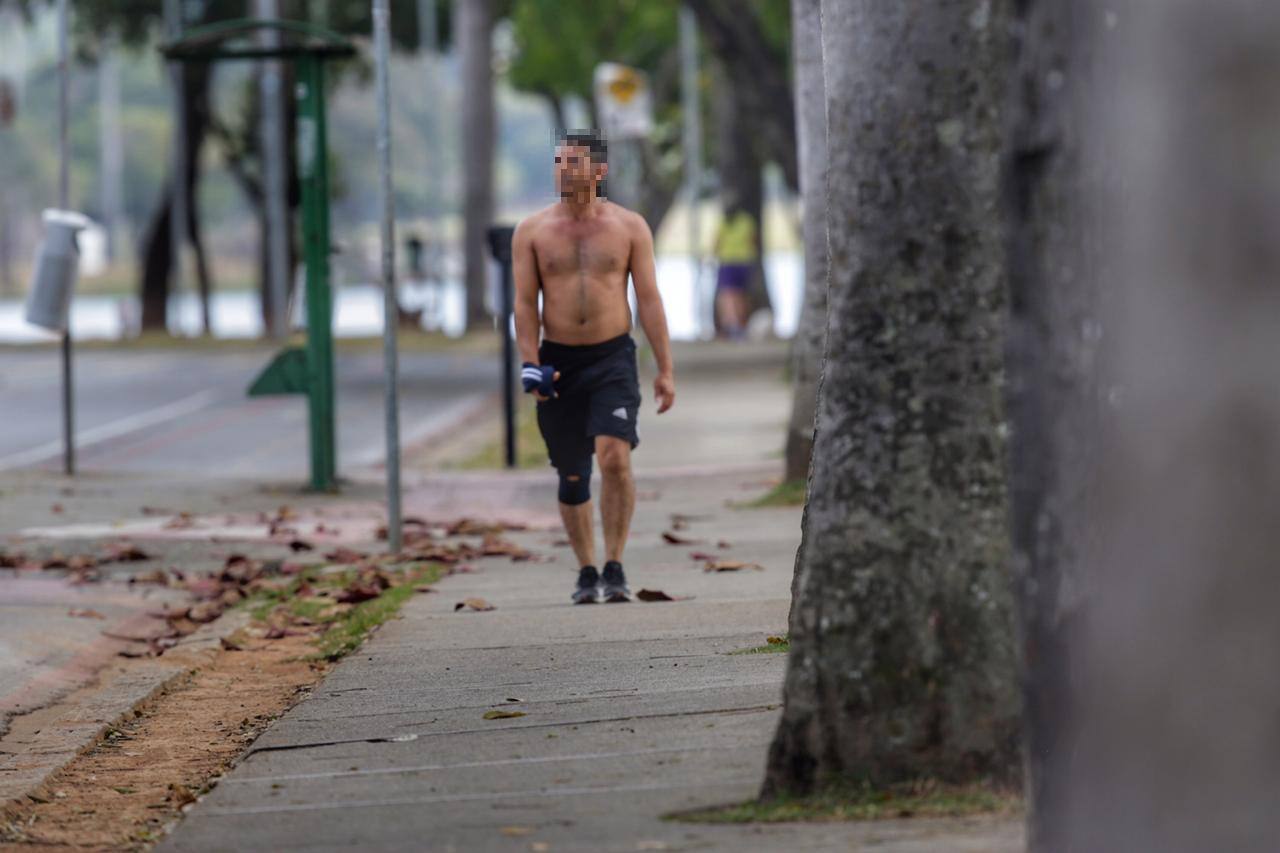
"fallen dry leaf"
635,589,674,602
703,560,764,573
50,503,64,514
220,636,245,652
661,531,701,545
500,826,534,837
336,583,382,604
671,518,688,531
482,709,526,720
766,635,787,645
689,551,719,562
287,539,314,552
168,784,197,807
324,547,368,564
68,608,106,619
478,533,532,560
184,577,224,600
163,512,195,530
716,540,733,549
129,569,171,586
166,617,201,637
455,597,495,612
188,602,224,623
104,542,151,563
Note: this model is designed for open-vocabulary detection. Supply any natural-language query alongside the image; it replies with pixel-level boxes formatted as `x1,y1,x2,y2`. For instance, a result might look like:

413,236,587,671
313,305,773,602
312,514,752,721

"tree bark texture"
138,61,213,332
782,0,827,484
1051,2,1280,850
763,0,1019,796
459,0,495,326
1004,2,1113,847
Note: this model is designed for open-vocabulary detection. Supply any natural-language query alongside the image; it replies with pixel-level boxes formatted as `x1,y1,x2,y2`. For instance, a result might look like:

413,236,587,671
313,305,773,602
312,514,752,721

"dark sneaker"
601,561,631,603
572,565,601,604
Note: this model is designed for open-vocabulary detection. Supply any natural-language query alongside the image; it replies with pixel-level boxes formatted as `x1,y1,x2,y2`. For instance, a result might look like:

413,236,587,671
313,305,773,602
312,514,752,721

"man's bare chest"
534,231,630,280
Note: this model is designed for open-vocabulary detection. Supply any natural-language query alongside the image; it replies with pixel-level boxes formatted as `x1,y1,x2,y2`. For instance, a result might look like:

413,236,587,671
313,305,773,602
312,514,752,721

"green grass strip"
313,563,445,661
672,780,1019,824
730,636,790,655
743,479,808,508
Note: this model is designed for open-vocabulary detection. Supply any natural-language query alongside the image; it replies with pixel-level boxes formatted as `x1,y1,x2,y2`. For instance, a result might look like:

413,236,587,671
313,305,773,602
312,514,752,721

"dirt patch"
0,633,326,851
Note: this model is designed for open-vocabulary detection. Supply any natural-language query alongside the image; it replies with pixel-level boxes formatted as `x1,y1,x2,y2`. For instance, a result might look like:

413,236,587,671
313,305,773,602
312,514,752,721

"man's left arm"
629,215,675,414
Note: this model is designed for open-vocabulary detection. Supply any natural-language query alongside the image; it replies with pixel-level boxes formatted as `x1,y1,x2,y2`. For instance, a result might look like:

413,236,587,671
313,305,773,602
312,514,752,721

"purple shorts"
716,263,752,292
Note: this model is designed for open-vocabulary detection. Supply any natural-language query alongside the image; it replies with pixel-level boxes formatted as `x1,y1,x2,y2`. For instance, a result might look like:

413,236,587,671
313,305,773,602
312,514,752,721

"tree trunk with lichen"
782,0,828,484
763,0,1020,797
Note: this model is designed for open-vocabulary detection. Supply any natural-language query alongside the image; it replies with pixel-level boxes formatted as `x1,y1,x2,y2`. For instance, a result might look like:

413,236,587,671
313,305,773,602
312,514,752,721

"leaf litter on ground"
483,709,526,720
706,558,762,571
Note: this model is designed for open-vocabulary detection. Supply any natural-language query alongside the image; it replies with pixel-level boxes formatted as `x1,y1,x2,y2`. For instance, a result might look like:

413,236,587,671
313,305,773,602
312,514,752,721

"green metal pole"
298,56,336,490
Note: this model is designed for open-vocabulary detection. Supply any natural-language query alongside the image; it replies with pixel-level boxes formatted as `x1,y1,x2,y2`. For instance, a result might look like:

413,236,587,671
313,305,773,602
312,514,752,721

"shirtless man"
513,131,676,604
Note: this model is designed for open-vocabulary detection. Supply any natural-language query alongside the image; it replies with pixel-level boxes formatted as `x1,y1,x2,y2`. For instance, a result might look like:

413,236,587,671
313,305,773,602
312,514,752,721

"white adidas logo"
612,407,628,420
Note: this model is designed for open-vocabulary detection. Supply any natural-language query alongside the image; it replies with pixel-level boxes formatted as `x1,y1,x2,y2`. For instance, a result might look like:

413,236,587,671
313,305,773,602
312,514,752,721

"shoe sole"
573,590,602,605
603,589,631,603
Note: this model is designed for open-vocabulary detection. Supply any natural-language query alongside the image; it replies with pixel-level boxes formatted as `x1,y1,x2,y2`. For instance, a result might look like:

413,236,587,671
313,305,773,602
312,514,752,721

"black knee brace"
558,473,590,505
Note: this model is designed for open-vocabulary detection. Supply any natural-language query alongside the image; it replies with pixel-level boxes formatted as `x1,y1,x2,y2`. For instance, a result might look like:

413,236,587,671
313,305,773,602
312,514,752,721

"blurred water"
0,252,802,344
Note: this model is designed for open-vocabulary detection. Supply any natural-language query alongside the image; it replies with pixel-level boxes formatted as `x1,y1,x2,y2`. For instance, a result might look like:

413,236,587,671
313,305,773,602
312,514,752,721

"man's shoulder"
517,204,557,232
602,202,650,236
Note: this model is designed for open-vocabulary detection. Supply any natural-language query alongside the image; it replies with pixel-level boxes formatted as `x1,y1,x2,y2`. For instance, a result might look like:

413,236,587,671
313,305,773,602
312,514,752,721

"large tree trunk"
185,62,214,334
1004,1,1111,847
459,0,495,328
763,0,1019,797
686,0,797,192
711,60,771,322
139,189,173,330
138,61,214,333
1044,3,1280,850
782,0,827,484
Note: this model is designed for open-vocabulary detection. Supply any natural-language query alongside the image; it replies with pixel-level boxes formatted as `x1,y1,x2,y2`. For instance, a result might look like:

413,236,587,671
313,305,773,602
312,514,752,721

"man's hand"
522,363,560,400
534,372,560,402
654,372,675,414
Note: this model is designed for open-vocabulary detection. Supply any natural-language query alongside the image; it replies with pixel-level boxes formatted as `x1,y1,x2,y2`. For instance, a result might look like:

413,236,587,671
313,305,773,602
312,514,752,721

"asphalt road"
0,346,496,480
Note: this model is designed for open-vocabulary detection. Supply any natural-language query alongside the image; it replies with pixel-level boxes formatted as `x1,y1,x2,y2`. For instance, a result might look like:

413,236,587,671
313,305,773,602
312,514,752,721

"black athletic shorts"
535,333,641,478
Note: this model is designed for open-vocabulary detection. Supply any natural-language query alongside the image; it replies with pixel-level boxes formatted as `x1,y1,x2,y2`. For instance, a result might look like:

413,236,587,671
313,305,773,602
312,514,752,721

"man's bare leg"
595,436,635,565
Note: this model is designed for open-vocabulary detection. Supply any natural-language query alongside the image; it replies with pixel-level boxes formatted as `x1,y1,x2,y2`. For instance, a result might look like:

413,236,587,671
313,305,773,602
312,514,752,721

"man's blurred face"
555,143,601,201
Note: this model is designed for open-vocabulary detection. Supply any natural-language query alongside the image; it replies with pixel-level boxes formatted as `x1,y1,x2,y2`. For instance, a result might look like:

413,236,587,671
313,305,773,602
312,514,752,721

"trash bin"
25,209,91,332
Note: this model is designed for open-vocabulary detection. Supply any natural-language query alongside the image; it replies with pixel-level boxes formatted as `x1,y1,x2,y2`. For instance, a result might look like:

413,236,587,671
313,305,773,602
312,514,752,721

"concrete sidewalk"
160,343,1022,852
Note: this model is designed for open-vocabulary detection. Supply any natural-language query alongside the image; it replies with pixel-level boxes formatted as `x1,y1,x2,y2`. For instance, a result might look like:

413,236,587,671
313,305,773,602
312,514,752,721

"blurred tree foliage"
504,0,793,233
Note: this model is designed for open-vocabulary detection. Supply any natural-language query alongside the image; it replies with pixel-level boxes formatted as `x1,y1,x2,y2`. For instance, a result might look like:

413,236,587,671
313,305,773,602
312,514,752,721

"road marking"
0,389,219,471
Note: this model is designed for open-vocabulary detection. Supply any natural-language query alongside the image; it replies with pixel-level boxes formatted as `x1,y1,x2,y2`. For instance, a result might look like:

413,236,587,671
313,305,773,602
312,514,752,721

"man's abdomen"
540,274,633,346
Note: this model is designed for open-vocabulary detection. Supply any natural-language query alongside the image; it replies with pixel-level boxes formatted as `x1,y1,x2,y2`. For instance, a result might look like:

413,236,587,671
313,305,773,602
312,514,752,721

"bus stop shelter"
161,19,355,491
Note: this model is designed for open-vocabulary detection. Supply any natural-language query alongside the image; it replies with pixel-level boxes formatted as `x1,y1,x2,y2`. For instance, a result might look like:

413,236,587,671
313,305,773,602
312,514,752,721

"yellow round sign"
607,69,641,104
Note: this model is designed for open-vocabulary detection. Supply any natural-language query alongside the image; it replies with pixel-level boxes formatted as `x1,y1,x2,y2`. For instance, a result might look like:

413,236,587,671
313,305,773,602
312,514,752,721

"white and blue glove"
521,362,558,398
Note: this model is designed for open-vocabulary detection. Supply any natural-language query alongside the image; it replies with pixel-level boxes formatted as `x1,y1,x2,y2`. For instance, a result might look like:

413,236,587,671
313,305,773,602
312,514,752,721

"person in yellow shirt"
713,208,758,339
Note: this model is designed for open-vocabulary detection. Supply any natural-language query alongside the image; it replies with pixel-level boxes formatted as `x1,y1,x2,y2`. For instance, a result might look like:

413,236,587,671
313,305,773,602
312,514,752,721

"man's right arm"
512,219,541,365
